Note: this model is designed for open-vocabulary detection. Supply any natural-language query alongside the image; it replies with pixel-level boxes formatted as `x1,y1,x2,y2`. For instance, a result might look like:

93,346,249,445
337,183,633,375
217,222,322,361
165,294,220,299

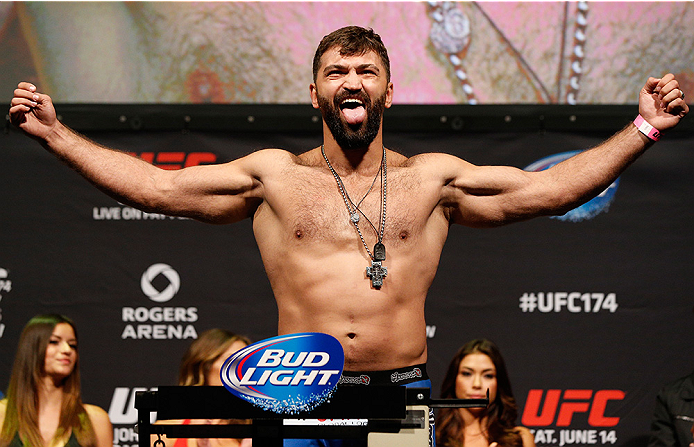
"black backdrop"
1,105,693,447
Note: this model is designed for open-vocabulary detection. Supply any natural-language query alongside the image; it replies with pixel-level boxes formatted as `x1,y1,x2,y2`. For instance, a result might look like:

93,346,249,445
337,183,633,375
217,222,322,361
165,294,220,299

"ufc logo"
108,387,157,424
522,389,625,427
127,152,217,170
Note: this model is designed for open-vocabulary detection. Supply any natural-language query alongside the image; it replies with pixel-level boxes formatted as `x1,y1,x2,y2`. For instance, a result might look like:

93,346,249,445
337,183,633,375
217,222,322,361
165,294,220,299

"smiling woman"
0,314,113,447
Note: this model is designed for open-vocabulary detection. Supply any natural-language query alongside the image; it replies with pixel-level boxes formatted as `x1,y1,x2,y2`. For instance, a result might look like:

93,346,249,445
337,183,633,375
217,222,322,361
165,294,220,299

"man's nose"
343,70,363,91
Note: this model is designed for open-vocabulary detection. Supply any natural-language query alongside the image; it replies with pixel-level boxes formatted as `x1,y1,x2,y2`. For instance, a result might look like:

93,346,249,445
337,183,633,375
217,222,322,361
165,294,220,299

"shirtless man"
8,27,689,377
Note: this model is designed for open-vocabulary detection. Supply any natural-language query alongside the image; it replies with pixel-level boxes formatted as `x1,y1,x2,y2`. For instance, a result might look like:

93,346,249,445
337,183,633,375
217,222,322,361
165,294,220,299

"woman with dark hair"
436,339,534,447
0,314,112,447
176,328,250,387
155,328,251,447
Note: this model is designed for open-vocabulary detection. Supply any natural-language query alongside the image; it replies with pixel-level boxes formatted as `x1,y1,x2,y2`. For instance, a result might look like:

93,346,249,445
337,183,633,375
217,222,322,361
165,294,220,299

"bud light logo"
524,151,619,222
220,333,344,415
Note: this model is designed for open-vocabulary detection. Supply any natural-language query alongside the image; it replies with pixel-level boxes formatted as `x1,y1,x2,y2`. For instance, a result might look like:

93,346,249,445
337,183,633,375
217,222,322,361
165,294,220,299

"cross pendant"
366,261,387,288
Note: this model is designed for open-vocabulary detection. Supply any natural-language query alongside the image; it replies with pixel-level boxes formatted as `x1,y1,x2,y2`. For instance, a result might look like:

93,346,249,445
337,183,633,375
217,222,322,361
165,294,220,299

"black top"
9,432,81,447
649,371,694,447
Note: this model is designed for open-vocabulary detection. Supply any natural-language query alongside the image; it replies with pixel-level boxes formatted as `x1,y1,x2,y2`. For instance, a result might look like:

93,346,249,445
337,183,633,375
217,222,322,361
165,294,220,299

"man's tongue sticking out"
341,99,367,125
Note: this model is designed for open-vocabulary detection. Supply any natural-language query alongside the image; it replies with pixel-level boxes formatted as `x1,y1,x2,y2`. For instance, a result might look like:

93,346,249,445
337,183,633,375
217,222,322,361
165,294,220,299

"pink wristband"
633,114,661,141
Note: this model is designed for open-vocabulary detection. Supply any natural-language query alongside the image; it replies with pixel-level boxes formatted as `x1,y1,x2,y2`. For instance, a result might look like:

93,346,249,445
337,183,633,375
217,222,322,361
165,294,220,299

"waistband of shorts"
338,364,428,386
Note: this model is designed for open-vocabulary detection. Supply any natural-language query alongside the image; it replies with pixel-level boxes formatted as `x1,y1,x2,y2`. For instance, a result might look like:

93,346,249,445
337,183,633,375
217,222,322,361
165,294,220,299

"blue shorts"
284,364,434,447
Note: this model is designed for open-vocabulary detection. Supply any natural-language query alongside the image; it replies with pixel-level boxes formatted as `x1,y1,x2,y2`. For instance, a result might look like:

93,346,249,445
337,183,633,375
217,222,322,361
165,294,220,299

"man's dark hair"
312,26,391,82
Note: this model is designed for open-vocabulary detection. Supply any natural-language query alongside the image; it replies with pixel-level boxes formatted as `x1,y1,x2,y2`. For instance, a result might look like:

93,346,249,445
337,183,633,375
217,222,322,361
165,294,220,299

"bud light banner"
220,333,344,414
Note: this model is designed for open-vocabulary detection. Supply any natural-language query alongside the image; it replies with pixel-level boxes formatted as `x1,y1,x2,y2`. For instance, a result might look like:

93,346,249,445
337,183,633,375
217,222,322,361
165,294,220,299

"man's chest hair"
276,168,438,244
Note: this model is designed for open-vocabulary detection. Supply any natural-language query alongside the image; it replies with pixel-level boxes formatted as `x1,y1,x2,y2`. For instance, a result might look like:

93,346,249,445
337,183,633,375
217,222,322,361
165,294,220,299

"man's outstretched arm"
442,73,689,227
9,82,267,223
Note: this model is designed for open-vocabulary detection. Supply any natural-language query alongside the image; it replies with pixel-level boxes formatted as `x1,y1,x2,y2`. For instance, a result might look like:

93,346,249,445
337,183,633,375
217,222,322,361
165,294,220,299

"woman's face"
206,339,248,386
43,323,77,379
454,352,498,402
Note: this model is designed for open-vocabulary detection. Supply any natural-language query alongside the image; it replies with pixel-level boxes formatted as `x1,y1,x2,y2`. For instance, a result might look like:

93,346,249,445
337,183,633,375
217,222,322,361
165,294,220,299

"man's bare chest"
267,169,436,246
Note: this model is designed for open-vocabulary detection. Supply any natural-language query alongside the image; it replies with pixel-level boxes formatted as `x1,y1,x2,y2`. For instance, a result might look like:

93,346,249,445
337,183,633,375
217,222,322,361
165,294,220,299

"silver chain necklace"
321,145,388,288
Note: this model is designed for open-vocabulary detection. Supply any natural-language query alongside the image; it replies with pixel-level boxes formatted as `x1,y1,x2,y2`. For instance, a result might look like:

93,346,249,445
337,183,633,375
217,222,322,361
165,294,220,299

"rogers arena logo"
221,333,344,415
141,263,180,303
121,263,198,340
524,151,620,222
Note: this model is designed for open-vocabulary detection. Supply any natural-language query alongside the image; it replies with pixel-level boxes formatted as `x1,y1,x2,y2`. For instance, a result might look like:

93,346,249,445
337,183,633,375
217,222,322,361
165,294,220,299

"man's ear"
310,83,319,109
385,82,394,109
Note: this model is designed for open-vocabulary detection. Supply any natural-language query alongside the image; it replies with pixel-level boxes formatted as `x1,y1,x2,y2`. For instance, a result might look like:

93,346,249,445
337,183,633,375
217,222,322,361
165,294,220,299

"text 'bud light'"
220,333,344,414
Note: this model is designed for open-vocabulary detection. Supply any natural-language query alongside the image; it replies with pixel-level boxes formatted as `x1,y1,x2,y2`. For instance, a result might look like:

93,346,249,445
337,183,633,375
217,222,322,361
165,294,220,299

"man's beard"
317,89,386,150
